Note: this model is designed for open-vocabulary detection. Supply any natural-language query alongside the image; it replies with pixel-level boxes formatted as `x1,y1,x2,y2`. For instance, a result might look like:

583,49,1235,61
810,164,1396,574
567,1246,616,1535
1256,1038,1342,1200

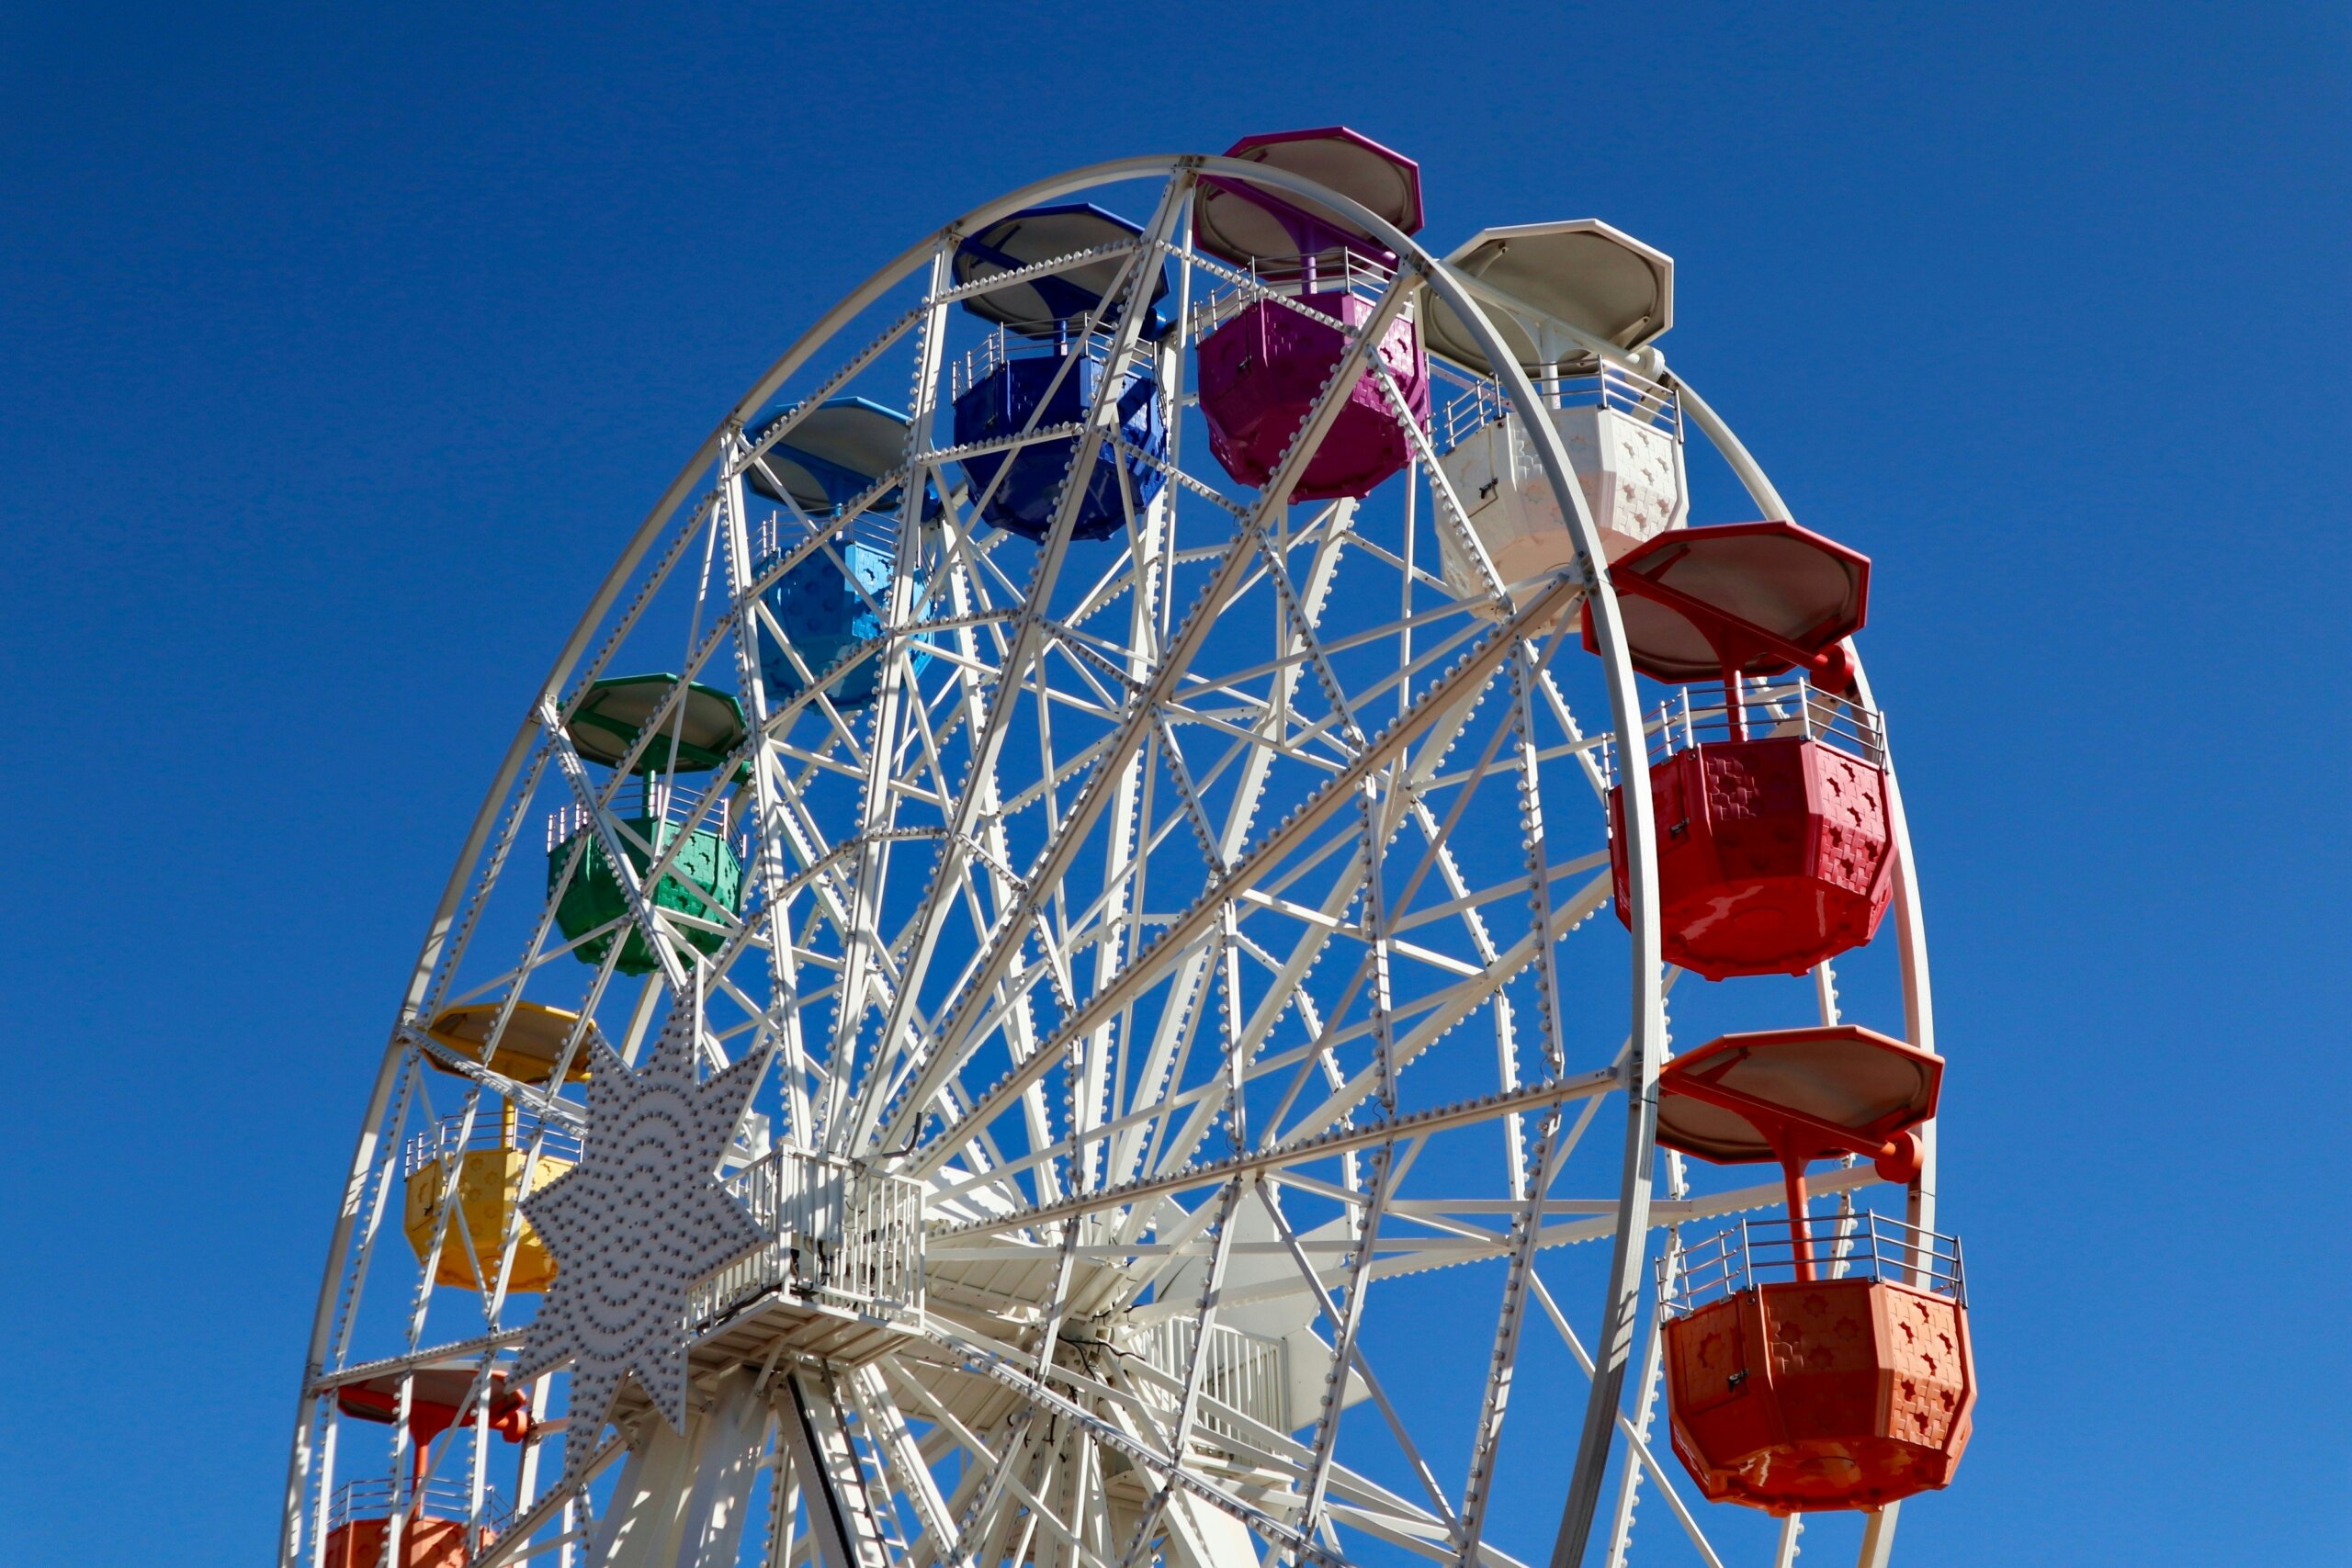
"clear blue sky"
2,3,2344,1563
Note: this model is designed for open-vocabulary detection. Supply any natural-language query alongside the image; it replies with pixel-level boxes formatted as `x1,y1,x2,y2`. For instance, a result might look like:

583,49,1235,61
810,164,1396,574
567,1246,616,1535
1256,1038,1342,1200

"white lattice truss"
281,155,1942,1568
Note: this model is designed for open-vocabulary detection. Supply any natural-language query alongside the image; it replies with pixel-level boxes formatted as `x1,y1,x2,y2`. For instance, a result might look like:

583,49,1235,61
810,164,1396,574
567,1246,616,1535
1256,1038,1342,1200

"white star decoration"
512,1004,767,1476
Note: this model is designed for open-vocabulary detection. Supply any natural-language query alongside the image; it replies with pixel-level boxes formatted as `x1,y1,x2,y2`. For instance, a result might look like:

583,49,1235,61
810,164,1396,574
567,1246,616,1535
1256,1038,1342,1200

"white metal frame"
279,152,1942,1568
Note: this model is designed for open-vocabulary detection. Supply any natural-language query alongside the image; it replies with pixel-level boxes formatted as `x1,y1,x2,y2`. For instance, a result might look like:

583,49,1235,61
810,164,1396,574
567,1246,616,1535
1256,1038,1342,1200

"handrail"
326,1476,512,1532
752,508,900,571
1435,363,1682,453
544,779,735,853
1661,1211,1965,1317
690,1145,925,1325
1136,1317,1289,1438
1599,673,1886,784
949,320,1139,401
401,1111,582,1178
1186,247,1406,340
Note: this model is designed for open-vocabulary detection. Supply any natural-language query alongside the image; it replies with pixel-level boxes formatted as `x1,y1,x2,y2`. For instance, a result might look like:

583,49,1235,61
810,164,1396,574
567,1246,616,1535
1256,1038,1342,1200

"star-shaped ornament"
511,1003,768,1477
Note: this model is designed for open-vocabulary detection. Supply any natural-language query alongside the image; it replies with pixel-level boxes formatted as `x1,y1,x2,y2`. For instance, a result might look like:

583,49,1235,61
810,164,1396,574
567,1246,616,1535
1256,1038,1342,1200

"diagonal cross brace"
875,266,1427,1156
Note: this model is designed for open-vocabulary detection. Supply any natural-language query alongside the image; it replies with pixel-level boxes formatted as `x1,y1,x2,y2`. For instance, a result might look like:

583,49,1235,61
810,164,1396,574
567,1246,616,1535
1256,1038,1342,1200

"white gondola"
1426,220,1686,609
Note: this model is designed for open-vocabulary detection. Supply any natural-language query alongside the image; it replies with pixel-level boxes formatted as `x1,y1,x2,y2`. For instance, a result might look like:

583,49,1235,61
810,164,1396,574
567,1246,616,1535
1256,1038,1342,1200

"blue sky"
1,3,2345,1563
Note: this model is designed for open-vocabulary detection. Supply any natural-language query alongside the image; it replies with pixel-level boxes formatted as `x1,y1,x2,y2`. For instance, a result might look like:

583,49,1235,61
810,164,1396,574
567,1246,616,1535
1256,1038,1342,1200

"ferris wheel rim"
279,149,1941,1568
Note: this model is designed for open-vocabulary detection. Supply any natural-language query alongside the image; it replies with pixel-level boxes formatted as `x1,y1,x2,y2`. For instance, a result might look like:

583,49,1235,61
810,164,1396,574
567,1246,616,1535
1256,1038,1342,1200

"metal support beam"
777,1371,893,1568
677,1368,771,1568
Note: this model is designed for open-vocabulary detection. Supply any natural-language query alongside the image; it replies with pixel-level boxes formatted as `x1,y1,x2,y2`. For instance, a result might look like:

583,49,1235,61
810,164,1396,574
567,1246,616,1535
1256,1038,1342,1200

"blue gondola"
949,206,1171,542
744,397,935,709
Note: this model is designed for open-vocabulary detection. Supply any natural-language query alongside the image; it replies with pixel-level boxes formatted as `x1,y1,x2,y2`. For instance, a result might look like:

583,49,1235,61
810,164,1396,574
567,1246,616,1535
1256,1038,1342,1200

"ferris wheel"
280,131,1974,1568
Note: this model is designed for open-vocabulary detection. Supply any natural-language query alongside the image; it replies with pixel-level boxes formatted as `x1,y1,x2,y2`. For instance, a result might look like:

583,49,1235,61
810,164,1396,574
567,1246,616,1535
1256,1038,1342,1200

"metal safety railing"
401,1111,582,1179
1662,1212,1965,1318
753,507,901,573
690,1145,925,1325
1136,1318,1290,1439
949,320,1142,402
1598,673,1887,786
544,778,735,854
325,1476,513,1533
1187,247,1407,340
1435,362,1683,451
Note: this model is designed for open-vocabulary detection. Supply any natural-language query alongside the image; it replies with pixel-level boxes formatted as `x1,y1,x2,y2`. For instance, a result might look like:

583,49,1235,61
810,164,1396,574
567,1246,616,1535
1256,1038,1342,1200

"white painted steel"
282,151,1943,1568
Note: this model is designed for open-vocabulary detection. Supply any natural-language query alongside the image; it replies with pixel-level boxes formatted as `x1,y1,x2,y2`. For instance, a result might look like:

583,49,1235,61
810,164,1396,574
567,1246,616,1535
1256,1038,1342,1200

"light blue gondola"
744,397,935,709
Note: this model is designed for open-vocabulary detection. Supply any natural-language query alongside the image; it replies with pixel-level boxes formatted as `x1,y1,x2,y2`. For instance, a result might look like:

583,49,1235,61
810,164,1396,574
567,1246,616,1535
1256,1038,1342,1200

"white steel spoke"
288,152,1947,1568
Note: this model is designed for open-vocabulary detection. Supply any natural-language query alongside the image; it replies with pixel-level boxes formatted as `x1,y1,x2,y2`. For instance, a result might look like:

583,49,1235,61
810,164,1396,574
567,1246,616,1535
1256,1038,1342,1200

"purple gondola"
1193,128,1430,502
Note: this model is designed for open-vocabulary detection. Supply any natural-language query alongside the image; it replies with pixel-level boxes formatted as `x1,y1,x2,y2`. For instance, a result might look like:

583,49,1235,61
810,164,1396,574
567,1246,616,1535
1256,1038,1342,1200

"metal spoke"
286,152,1946,1568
